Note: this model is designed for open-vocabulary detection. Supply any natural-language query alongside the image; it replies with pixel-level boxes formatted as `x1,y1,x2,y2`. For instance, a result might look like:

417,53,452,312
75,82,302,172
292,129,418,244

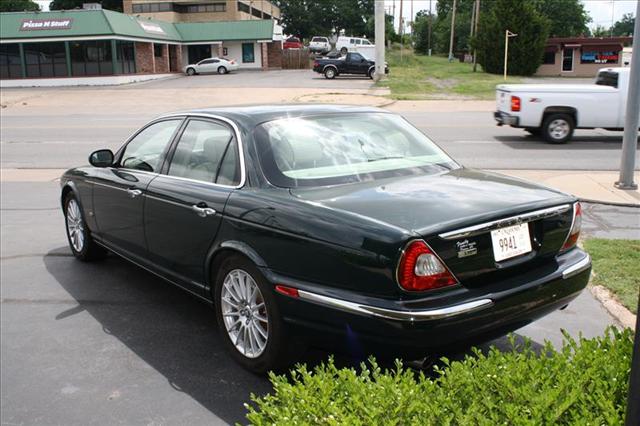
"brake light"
313,60,319,67
397,241,458,291
511,96,521,112
230,59,236,64
561,202,582,252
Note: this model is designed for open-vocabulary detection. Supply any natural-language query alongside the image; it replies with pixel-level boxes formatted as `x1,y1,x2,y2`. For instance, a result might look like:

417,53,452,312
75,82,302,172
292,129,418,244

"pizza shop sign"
20,18,73,31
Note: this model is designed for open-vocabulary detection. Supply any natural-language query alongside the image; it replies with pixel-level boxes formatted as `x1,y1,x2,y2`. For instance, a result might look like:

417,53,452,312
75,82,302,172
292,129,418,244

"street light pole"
615,0,640,190
374,0,385,82
503,30,517,81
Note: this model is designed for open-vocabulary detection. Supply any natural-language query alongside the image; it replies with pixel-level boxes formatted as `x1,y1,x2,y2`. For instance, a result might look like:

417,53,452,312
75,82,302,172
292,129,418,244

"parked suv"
336,36,374,55
309,36,331,54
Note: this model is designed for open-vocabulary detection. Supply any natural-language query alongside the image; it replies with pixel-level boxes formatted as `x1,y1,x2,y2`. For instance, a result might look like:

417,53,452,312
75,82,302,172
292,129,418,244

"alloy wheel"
549,119,570,140
66,199,85,252
220,269,269,358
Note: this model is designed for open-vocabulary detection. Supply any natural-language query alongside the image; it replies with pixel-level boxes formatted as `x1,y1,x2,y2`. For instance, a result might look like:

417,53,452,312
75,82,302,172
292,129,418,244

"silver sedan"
184,57,240,76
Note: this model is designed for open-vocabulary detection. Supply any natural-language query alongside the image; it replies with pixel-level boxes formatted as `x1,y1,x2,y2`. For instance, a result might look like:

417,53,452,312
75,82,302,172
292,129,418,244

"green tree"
413,10,435,54
532,0,591,37
364,13,397,43
592,25,609,38
431,0,476,54
611,13,635,36
475,0,549,76
49,0,123,12
0,0,40,12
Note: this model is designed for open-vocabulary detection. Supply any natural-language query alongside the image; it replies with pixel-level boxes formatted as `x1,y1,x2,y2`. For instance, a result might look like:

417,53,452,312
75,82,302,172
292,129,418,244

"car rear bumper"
494,111,519,126
270,249,590,354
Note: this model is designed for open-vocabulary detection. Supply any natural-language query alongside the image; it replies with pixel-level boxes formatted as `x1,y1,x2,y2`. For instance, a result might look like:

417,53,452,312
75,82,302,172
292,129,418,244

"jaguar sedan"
60,105,591,373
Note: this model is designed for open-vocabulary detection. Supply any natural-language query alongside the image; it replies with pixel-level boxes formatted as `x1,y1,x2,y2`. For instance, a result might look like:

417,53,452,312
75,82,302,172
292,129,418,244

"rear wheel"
217,66,228,75
542,113,574,144
368,68,375,79
64,193,106,261
214,255,296,373
186,67,196,76
324,67,337,79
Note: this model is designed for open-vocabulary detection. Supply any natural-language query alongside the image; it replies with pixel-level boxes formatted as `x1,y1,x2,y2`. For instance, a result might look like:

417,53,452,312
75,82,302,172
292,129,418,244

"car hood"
290,168,573,236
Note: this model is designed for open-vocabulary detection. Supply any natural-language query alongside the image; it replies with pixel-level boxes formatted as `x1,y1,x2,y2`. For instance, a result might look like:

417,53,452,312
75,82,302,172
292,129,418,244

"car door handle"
127,188,142,198
192,205,216,218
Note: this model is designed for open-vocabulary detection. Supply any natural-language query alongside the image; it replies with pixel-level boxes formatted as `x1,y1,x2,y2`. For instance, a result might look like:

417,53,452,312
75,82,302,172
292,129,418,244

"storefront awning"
581,44,623,52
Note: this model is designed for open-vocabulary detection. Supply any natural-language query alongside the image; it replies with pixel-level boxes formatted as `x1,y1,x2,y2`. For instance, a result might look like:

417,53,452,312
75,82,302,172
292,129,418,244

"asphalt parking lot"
1,71,638,425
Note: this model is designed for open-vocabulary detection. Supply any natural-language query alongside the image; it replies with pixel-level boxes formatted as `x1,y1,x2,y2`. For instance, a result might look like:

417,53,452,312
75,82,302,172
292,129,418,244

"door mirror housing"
89,149,114,167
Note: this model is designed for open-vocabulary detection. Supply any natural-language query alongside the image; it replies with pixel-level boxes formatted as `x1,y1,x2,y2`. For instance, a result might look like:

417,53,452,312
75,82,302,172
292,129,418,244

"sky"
33,0,638,32
385,0,637,32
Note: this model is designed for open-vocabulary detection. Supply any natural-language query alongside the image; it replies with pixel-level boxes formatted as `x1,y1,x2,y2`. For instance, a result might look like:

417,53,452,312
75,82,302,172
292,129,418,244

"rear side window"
120,120,181,172
595,71,618,88
167,119,240,186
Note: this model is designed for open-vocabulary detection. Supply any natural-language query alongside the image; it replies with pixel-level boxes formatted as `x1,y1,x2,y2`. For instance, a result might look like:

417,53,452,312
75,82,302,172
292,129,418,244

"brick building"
0,7,283,81
123,0,280,22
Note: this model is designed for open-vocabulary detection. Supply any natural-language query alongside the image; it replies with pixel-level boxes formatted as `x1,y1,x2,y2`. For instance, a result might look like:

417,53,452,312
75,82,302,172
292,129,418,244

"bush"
246,327,633,425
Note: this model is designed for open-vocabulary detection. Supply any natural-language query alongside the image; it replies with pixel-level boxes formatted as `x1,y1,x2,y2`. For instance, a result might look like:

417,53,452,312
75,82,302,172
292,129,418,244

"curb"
578,197,640,208
589,285,637,330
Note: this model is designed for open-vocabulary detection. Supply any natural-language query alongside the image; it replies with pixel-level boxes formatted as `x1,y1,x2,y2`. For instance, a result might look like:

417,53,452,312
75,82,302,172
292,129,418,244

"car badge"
456,239,478,258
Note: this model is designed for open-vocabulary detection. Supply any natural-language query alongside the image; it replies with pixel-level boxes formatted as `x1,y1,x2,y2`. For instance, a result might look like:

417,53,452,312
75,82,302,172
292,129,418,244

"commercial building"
535,36,633,77
0,8,283,82
123,0,280,22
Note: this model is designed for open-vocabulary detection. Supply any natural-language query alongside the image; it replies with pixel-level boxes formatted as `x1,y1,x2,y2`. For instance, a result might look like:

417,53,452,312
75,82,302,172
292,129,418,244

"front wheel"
186,67,196,76
217,66,228,75
324,67,337,79
64,193,107,261
214,255,297,373
542,113,574,144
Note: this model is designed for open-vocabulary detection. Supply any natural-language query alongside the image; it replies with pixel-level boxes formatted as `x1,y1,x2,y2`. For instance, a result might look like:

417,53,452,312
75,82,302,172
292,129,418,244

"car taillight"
561,202,582,252
230,59,236,64
313,60,319,67
511,95,521,112
397,241,458,291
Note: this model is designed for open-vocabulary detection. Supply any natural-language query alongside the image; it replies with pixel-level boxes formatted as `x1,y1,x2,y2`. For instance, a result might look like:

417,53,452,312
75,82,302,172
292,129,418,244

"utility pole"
428,0,432,56
615,0,639,190
410,0,414,35
374,0,386,82
398,0,403,36
503,30,517,80
472,0,480,72
448,0,457,61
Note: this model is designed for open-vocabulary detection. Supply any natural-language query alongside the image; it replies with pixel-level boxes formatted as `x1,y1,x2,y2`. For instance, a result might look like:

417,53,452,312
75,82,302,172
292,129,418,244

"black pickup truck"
312,52,388,79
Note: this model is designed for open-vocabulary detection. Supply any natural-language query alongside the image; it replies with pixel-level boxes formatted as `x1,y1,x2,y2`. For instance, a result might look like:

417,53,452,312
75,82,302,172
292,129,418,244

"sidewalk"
2,168,638,206
493,170,640,206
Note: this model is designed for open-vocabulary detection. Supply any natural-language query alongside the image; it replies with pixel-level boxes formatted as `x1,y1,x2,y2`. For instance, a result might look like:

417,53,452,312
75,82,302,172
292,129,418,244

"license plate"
490,223,532,262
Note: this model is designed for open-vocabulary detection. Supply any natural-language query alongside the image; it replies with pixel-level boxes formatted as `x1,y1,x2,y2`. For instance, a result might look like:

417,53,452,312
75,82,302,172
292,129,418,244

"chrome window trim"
438,204,572,240
296,290,493,322
156,112,247,189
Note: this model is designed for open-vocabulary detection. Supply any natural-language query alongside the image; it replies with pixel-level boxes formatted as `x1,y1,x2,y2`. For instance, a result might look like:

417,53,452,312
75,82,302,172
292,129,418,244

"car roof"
160,104,390,127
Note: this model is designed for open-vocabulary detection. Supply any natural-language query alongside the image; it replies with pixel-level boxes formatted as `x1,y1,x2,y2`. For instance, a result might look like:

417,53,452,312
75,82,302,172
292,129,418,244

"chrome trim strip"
144,193,192,210
296,290,493,322
155,112,247,190
562,254,591,279
87,180,128,192
438,204,572,240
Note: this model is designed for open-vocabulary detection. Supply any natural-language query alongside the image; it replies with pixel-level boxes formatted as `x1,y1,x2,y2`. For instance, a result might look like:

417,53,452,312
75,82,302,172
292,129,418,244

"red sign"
20,18,73,31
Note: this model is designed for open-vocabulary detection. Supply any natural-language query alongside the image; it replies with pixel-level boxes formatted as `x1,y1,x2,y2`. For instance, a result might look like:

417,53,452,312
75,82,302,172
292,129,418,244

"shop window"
0,44,22,79
242,43,255,63
70,40,113,76
23,42,66,78
116,41,136,74
154,44,163,58
187,44,212,63
543,51,555,65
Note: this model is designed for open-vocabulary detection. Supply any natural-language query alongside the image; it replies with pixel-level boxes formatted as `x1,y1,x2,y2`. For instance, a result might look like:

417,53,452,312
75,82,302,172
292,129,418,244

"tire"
542,113,574,144
368,68,375,79
186,67,196,76
340,47,348,55
217,66,228,75
63,192,107,261
324,67,337,79
214,255,296,373
524,127,541,136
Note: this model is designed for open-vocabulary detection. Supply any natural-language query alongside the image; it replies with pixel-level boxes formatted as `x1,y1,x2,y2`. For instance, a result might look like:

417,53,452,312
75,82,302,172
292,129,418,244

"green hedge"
246,327,633,425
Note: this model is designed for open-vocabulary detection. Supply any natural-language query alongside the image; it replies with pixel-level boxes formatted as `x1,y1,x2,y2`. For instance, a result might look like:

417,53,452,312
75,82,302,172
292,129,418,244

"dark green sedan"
60,105,591,373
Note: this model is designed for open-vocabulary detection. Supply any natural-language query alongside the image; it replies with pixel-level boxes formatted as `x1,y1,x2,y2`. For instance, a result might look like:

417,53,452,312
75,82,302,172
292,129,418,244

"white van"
335,36,375,57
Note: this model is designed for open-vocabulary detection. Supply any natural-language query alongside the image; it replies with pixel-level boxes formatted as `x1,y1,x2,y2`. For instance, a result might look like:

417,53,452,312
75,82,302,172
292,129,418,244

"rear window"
287,37,300,43
595,71,618,88
311,37,326,42
254,113,458,188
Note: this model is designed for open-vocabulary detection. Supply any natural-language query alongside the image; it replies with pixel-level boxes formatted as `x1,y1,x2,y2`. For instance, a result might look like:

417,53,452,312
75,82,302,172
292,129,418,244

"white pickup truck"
494,67,637,143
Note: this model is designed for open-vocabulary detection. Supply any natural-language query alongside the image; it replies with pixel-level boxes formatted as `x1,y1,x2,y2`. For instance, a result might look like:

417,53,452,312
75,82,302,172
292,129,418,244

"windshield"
254,113,458,187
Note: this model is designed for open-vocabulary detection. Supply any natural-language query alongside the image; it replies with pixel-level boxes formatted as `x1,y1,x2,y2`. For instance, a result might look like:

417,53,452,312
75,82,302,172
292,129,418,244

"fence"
282,48,313,69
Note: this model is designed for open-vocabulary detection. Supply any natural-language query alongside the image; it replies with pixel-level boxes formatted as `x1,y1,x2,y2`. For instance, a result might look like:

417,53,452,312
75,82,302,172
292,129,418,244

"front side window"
168,119,239,186
120,120,181,172
255,113,458,187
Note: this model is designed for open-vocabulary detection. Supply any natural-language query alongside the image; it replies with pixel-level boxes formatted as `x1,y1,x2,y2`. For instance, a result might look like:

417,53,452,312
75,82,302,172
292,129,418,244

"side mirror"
89,149,114,168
